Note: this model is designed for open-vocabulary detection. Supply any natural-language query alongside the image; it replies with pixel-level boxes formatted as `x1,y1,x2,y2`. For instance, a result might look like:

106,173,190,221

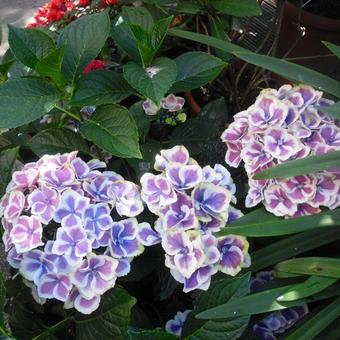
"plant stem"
55,106,81,122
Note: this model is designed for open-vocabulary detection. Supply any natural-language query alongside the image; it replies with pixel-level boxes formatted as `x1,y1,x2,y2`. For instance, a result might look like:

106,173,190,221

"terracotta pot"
277,1,340,80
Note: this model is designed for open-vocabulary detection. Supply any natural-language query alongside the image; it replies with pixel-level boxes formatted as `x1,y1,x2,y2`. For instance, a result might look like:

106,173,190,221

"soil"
289,0,340,20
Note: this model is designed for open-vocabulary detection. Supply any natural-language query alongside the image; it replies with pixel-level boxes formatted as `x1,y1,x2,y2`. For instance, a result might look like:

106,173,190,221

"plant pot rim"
284,0,340,31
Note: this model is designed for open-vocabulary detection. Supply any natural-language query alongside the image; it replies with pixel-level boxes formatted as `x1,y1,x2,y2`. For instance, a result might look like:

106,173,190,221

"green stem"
55,106,81,122
32,317,74,340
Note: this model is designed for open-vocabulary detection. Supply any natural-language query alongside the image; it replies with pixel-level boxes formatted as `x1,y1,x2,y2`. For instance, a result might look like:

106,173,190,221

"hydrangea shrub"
221,84,340,217
1,151,148,314
140,145,250,292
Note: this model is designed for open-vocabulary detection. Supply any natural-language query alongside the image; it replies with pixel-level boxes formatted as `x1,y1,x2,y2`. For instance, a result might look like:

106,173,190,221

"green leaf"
275,257,340,278
0,146,19,197
0,272,11,337
235,51,340,98
218,207,340,237
71,70,134,106
285,296,340,340
129,101,154,141
174,0,202,14
80,104,142,158
323,41,340,59
197,281,340,320
254,150,340,179
211,0,261,16
0,78,61,128
29,128,91,157
208,15,232,63
171,52,226,92
277,276,337,302
121,6,154,31
250,227,340,272
8,26,55,68
183,274,250,339
129,25,154,67
111,6,154,64
35,46,65,84
127,328,176,339
58,11,110,83
168,29,340,98
75,286,136,340
151,16,173,54
317,101,340,119
123,57,177,103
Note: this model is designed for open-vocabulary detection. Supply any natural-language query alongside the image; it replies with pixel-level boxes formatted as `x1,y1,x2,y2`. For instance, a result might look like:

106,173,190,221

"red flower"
100,0,119,7
78,0,91,6
83,60,106,74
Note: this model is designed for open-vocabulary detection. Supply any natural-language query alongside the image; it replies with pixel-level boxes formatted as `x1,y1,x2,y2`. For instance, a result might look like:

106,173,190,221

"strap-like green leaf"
168,29,340,98
317,101,340,119
275,257,340,278
277,276,337,302
254,150,340,179
285,296,340,340
323,41,340,59
250,228,340,272
217,208,340,237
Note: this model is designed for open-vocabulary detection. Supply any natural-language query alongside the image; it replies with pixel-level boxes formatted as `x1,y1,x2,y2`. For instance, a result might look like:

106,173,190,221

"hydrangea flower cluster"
0,151,150,314
250,271,309,340
221,84,340,217
165,310,191,337
140,146,250,292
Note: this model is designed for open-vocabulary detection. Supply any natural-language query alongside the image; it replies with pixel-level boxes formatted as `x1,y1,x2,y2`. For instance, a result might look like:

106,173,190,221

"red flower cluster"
27,0,75,27
27,0,119,28
83,60,106,74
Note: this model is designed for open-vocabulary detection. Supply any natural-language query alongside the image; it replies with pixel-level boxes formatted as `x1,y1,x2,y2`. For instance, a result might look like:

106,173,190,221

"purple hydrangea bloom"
41,167,75,190
217,236,250,276
140,173,177,213
10,216,43,253
52,226,91,264
4,190,25,221
53,190,90,228
264,185,297,217
137,222,161,246
166,163,203,192
71,254,118,299
192,183,231,221
83,176,114,203
142,98,160,115
154,145,190,172
28,186,61,224
84,203,113,242
162,193,197,231
108,218,144,258
165,310,191,337
162,230,204,278
19,250,56,285
111,181,144,217
37,273,72,302
65,288,101,315
160,94,185,112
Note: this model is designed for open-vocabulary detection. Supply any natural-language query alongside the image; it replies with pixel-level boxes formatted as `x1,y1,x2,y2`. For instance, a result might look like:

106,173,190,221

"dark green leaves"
169,29,340,97
183,274,250,339
0,146,19,196
71,70,134,106
29,128,91,157
171,52,226,92
323,41,340,59
211,0,261,17
0,78,61,128
317,101,340,120
80,104,142,158
35,46,65,84
0,273,11,337
285,297,340,340
275,258,340,278
217,207,340,237
75,286,136,340
254,150,340,179
58,11,110,83
123,58,177,103
8,26,55,68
